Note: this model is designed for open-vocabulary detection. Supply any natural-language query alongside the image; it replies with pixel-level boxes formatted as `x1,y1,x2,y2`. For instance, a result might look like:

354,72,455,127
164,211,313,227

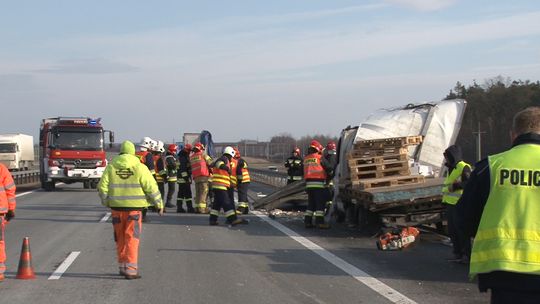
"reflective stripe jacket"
442,160,471,205
0,164,16,213
211,155,231,190
98,153,163,209
176,150,191,183
164,153,178,182
470,143,540,278
285,156,303,180
237,158,250,184
230,158,238,188
304,153,327,189
153,153,165,182
190,151,211,179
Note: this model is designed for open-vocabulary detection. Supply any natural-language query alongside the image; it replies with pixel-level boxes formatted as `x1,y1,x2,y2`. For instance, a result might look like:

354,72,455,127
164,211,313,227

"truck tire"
83,181,91,189
43,181,55,192
90,180,98,189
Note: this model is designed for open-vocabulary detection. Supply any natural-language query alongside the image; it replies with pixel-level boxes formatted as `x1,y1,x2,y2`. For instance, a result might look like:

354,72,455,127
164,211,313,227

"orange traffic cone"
15,237,36,279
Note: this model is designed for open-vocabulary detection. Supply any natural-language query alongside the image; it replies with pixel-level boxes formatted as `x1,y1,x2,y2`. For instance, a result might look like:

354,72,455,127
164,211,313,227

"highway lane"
0,183,488,303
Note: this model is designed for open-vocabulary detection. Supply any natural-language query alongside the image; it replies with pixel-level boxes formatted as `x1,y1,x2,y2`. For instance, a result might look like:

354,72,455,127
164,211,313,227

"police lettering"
500,169,540,186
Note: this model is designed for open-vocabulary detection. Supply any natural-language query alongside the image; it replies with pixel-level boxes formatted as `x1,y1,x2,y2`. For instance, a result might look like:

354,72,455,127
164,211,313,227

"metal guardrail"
249,168,288,188
10,170,41,185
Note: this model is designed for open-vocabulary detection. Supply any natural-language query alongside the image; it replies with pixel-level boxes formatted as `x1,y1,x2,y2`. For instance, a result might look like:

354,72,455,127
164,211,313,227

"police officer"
460,107,540,302
0,163,16,282
176,144,194,213
98,141,163,279
442,144,471,263
209,147,247,226
285,147,303,184
304,140,331,229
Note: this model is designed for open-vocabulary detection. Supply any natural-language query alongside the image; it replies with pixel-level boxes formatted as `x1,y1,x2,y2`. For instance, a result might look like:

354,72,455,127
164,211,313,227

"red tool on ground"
377,227,420,251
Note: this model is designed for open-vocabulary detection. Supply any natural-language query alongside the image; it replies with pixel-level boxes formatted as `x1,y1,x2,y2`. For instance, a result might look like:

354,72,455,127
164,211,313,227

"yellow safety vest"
470,144,540,278
442,160,471,205
98,154,163,209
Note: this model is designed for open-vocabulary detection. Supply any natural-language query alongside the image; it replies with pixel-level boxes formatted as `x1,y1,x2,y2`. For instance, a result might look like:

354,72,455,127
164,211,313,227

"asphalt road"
0,182,489,304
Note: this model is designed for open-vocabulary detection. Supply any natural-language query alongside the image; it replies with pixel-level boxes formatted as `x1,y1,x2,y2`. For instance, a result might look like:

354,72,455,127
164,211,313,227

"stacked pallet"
347,136,424,190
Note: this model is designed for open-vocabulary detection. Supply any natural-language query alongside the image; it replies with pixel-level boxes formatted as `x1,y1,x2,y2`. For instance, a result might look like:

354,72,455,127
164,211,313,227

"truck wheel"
44,181,55,192
83,181,90,189
90,180,98,189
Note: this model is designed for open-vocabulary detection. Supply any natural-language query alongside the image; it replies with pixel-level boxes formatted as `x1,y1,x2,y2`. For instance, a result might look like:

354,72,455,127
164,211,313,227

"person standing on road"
153,141,166,200
176,144,194,213
229,148,239,210
234,148,251,215
304,140,332,229
323,141,338,214
0,163,16,282
285,147,303,184
98,141,164,280
460,107,540,303
136,137,155,222
441,144,471,263
164,144,179,209
190,142,212,214
209,147,247,226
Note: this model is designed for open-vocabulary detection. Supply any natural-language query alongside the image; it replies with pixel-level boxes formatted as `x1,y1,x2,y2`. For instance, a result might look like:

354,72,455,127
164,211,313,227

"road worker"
304,140,332,229
190,142,212,213
164,144,179,209
176,144,194,213
0,163,16,282
460,107,540,302
152,141,166,199
97,141,163,280
209,147,248,226
234,148,251,214
136,137,155,222
441,144,471,263
285,147,303,184
323,141,338,215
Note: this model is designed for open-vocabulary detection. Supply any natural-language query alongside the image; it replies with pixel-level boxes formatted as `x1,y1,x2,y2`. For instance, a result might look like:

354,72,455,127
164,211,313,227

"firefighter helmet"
184,143,193,152
326,141,337,151
293,147,300,155
168,144,178,153
223,146,235,157
310,140,323,152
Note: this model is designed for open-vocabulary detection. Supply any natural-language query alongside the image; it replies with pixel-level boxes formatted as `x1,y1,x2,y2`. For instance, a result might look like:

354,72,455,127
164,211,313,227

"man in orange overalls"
0,163,16,282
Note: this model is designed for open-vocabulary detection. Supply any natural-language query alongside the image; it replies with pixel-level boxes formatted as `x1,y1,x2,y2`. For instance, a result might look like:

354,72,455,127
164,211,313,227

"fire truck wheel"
83,181,91,189
43,181,55,192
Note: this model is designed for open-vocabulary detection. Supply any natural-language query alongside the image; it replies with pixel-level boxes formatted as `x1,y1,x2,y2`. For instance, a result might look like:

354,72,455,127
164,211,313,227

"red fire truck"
39,117,114,191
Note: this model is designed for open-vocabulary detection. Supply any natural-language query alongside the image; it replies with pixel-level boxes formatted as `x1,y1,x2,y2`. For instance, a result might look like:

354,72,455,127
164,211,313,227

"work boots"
186,202,195,213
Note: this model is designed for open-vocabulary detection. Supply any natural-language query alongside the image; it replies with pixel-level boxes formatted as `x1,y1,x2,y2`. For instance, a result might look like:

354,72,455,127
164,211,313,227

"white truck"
0,133,35,171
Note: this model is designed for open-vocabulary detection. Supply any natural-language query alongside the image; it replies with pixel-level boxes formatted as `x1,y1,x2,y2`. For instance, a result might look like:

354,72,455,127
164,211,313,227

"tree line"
445,76,540,164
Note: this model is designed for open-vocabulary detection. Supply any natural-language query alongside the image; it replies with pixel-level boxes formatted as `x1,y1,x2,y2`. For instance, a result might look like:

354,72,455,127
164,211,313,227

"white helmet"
139,137,153,150
157,141,165,153
223,146,235,157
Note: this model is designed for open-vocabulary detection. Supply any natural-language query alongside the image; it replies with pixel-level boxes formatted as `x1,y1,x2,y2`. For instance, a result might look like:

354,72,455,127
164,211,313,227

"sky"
1,0,540,143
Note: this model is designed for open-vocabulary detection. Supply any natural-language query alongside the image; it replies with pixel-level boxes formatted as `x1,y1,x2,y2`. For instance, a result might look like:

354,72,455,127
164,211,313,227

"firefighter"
136,137,156,222
442,144,471,263
209,147,247,226
97,141,163,280
323,141,338,214
460,107,540,302
190,142,212,214
164,144,179,209
235,148,251,214
176,144,194,213
304,140,332,229
285,147,303,184
0,163,16,282
229,148,239,210
152,141,166,200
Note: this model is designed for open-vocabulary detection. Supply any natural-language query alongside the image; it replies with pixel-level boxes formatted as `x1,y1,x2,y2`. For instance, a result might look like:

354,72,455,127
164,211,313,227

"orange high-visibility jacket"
230,158,238,187
190,151,210,178
303,153,327,180
0,164,16,214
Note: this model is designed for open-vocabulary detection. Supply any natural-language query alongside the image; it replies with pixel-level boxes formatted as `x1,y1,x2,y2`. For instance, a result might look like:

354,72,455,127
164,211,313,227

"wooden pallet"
350,159,408,173
348,153,408,166
351,175,425,189
351,168,411,180
354,136,423,149
348,147,409,159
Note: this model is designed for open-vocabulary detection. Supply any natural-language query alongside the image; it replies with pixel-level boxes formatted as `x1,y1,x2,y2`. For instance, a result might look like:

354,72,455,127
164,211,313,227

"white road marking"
253,211,417,304
15,182,65,197
99,212,111,223
48,251,81,280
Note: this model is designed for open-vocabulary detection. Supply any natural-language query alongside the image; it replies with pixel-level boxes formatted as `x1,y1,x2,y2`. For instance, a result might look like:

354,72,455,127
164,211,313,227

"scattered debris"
376,227,420,250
